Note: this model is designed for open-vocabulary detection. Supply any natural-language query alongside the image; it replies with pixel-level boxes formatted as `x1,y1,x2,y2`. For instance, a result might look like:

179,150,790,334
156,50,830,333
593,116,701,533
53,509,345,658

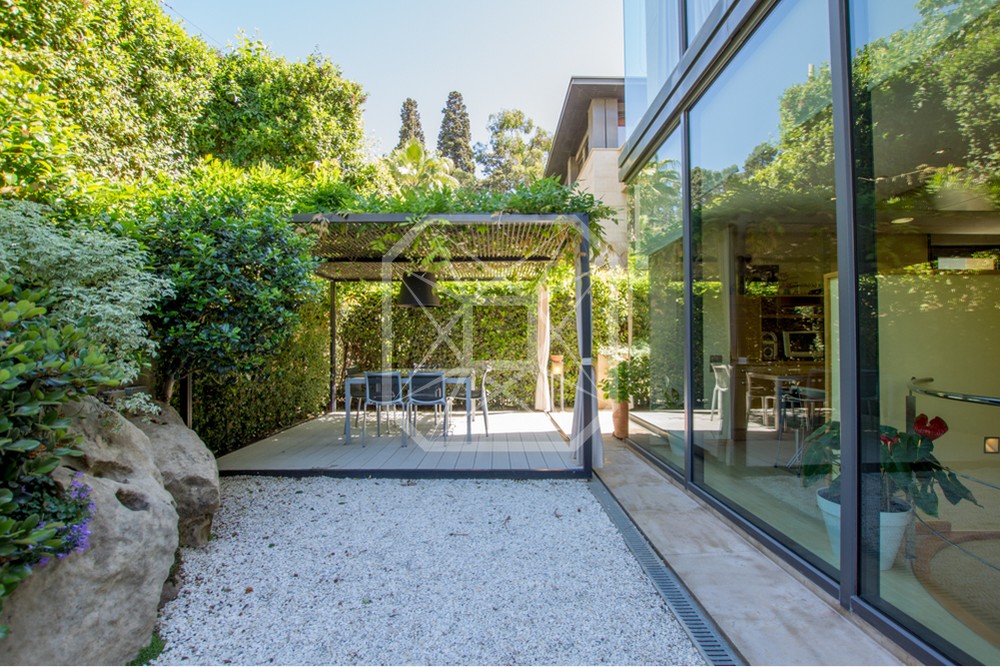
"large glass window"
688,0,839,575
624,0,681,134
630,132,685,470
685,0,718,46
850,1,1000,663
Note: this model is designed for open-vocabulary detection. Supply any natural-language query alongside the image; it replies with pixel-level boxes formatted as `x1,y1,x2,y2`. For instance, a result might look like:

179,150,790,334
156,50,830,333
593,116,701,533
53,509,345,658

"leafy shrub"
0,200,170,386
192,289,330,456
100,159,321,399
0,52,79,200
0,277,119,637
0,0,216,180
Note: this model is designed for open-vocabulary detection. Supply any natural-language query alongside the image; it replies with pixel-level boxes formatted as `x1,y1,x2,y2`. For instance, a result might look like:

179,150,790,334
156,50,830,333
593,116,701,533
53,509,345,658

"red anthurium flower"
879,433,898,447
914,414,948,441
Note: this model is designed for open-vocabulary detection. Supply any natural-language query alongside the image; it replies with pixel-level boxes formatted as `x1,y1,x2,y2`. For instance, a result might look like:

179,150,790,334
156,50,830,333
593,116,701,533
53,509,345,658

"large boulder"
129,402,220,547
0,397,179,666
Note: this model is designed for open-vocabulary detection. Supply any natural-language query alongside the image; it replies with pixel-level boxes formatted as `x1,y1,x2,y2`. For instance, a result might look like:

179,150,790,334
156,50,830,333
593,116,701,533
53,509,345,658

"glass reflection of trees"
631,155,686,412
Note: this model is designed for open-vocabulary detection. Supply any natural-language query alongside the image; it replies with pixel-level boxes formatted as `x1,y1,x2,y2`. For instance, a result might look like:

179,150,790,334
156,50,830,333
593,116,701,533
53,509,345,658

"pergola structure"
290,212,603,474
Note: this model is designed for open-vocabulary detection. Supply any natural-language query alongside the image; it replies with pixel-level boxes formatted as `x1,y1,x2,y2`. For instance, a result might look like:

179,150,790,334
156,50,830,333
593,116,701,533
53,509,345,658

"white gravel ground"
153,476,705,666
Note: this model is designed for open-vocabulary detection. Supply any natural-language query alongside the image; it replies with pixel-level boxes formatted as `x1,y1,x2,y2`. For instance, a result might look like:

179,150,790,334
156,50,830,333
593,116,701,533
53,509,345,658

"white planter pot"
815,488,913,571
669,437,684,458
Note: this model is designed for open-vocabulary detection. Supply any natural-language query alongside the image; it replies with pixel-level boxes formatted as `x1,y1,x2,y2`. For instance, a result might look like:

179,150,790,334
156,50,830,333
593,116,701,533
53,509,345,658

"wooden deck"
217,410,583,477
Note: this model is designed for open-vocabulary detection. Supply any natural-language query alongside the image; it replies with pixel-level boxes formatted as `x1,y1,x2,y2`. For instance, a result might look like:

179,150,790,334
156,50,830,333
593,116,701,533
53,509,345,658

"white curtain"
534,283,551,411
570,223,604,469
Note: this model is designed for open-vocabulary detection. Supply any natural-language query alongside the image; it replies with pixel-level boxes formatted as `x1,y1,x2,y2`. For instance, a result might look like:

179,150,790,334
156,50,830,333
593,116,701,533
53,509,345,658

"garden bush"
0,54,80,200
0,0,216,181
192,289,330,456
0,276,120,637
97,159,322,401
0,200,169,388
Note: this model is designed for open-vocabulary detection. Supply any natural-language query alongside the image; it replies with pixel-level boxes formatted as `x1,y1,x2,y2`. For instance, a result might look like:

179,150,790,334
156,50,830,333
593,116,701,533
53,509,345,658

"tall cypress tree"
436,91,474,174
396,97,425,150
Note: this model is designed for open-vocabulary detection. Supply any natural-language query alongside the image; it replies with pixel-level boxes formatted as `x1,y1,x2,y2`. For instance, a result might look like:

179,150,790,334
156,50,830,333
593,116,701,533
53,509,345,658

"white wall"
575,148,628,266
878,273,1000,466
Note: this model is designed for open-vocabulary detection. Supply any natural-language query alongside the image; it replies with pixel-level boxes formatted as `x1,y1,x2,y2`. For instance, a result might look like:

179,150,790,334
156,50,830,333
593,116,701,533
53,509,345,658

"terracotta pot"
612,400,629,439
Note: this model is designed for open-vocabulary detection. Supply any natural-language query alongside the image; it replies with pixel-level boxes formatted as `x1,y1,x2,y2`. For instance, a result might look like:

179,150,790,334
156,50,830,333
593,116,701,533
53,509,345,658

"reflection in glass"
688,0,839,575
630,133,685,469
685,0,717,46
624,0,681,134
850,1,1000,663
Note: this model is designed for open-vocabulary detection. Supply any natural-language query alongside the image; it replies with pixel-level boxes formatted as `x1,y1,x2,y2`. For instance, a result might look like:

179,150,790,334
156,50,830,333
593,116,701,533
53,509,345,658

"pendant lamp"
397,271,441,307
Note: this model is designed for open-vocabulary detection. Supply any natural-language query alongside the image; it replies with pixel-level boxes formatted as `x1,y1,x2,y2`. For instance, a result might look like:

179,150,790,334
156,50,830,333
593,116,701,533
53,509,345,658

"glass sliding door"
688,0,840,575
630,132,685,470
849,1,1000,662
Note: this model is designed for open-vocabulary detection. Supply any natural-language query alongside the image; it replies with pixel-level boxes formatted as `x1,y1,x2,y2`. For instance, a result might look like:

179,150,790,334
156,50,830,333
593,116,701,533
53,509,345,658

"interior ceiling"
292,214,581,281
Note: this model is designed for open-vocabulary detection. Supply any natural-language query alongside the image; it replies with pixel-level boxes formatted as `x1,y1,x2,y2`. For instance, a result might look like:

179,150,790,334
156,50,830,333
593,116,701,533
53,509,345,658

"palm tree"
386,139,459,191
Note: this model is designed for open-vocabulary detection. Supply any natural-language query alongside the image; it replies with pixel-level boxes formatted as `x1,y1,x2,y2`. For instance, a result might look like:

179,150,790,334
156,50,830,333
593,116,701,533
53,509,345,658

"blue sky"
161,0,625,157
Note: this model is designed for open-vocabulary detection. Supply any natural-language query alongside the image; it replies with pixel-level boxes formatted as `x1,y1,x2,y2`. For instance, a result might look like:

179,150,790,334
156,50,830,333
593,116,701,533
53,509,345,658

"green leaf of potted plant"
801,414,979,569
600,359,632,439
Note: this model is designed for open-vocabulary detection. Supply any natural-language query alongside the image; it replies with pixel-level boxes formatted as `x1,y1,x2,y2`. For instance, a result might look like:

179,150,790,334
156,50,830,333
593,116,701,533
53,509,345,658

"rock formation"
129,402,221,547
0,398,179,666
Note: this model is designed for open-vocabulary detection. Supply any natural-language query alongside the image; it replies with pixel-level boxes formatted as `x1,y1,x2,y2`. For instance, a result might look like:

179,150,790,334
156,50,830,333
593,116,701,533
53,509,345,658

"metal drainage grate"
589,479,743,666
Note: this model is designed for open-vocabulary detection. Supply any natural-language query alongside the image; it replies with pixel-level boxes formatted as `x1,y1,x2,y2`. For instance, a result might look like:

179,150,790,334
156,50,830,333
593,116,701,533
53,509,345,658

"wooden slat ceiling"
292,213,583,281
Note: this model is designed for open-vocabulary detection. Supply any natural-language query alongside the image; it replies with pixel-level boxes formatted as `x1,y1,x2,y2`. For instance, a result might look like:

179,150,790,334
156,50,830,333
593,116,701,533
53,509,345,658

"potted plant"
802,414,979,570
600,359,632,439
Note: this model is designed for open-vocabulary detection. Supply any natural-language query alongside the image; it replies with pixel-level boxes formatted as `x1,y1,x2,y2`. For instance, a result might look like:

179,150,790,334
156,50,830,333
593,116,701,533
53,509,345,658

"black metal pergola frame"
290,212,598,477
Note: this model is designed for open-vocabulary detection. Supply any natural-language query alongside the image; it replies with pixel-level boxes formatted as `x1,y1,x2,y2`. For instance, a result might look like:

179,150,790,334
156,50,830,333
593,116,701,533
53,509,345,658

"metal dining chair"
405,371,448,438
343,365,366,432
361,371,405,444
469,364,491,436
709,363,731,420
745,372,776,428
779,370,827,440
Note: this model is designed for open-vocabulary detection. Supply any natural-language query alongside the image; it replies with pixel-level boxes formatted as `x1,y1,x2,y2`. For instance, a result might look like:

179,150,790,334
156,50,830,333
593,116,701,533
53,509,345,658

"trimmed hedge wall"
335,279,538,411
192,291,330,456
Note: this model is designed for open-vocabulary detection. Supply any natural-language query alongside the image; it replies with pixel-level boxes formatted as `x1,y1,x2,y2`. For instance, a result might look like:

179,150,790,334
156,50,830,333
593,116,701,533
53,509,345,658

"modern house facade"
545,77,629,267
620,0,999,664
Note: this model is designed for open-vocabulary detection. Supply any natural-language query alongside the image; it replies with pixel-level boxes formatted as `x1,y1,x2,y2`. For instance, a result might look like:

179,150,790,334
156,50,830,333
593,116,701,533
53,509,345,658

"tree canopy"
474,109,552,193
437,91,474,175
0,0,216,180
397,97,425,150
192,37,367,174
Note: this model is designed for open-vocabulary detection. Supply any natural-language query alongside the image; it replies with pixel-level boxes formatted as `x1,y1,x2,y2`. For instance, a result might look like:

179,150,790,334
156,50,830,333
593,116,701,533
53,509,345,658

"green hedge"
191,292,330,457
335,279,537,410
548,263,646,406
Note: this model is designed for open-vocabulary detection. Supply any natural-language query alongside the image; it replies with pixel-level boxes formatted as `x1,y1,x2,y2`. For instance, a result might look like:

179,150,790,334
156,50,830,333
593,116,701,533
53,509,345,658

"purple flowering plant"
14,473,95,566
1,280,119,638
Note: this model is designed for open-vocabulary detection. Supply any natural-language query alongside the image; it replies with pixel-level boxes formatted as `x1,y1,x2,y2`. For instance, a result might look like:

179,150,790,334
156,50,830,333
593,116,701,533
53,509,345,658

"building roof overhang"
544,76,625,183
